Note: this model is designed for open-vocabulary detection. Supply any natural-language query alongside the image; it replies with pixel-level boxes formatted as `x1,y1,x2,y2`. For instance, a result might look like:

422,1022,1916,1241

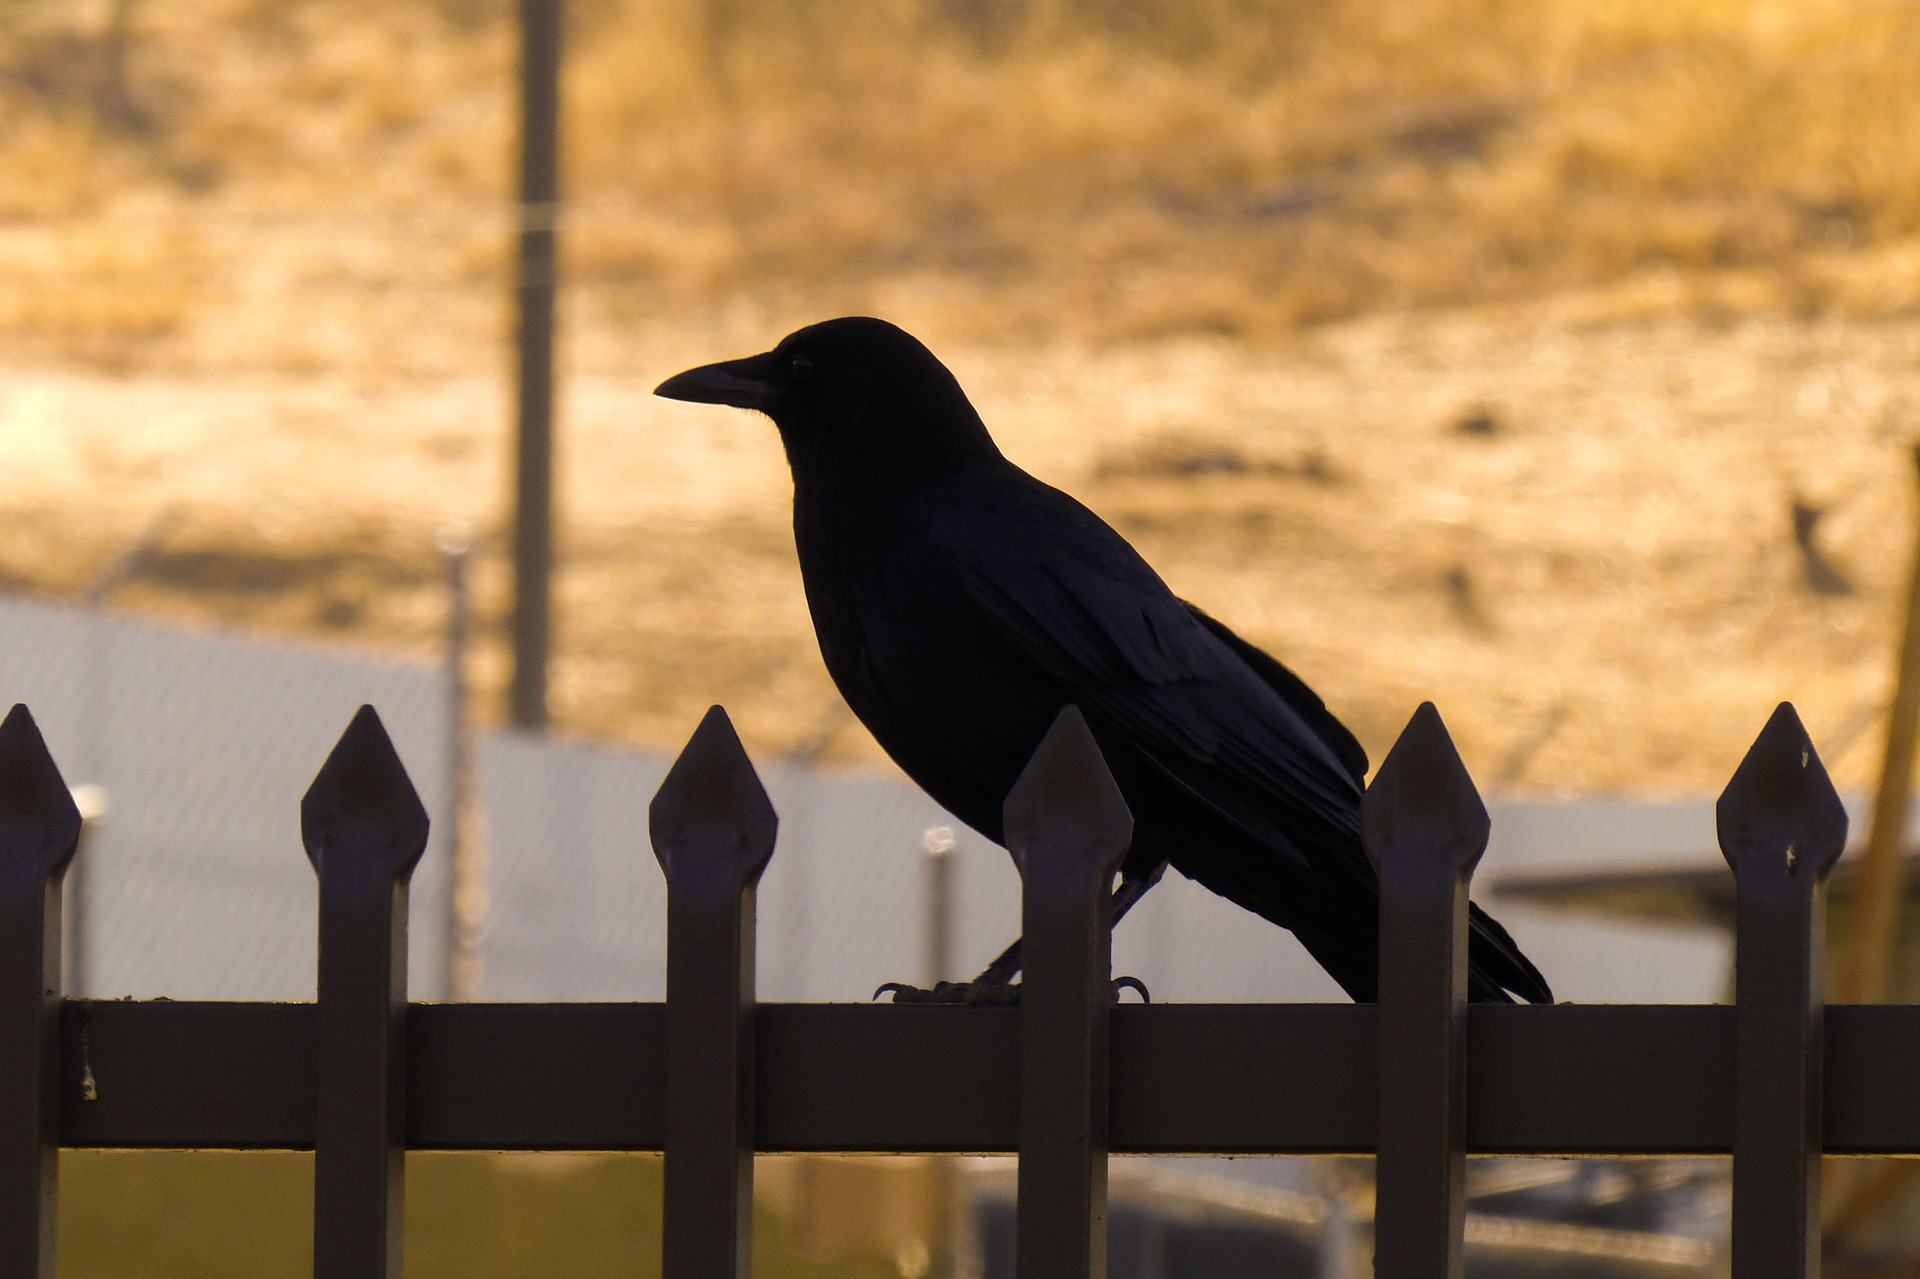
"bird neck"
780,402,1005,497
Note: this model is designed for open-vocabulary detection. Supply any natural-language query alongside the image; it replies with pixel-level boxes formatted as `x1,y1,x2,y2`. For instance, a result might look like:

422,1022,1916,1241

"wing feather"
926,471,1551,1004
928,480,1366,879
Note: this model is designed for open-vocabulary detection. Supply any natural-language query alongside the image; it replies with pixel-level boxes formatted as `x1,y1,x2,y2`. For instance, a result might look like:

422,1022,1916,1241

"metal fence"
481,733,1734,1011
0,592,1734,1018
0,690,1899,1279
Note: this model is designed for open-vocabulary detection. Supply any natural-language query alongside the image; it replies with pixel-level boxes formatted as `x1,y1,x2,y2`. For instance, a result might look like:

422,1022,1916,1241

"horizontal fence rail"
43,1000,1920,1155
0,696,1879,1279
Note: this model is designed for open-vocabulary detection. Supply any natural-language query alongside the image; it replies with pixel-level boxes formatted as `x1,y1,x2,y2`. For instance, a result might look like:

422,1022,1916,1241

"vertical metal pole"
1719,703,1848,1279
69,504,180,999
1007,707,1132,1279
1364,703,1486,1279
439,525,483,1003
651,706,778,1279
304,706,432,1279
60,789,106,1000
509,0,563,731
57,834,82,1004
922,827,961,1279
1315,1164,1361,1279
0,707,82,1279
924,826,956,989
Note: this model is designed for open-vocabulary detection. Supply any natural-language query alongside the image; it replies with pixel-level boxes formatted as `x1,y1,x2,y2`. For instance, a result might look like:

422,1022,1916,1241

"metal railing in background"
0,694,1905,1279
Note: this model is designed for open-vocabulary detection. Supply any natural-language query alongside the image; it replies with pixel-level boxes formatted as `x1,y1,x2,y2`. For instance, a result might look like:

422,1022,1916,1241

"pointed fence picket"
304,705,431,1279
0,696,1883,1279
1365,703,1487,1279
651,705,778,1279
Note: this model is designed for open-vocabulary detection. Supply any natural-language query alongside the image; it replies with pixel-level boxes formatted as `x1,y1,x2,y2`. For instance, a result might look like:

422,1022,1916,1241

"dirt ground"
4,294,1914,798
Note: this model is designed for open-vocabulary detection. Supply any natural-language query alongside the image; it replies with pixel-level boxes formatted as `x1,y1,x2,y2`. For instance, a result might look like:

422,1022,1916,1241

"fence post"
0,707,82,1279
1006,706,1132,1279
1719,703,1847,1279
651,706,778,1279
303,706,431,1279
1364,702,1486,1279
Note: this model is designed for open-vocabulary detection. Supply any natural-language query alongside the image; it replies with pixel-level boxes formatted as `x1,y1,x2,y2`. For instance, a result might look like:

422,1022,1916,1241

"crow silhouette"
657,317,1549,1004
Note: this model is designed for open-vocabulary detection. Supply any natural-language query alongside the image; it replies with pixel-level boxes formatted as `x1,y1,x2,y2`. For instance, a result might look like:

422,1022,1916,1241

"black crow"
656,317,1550,1004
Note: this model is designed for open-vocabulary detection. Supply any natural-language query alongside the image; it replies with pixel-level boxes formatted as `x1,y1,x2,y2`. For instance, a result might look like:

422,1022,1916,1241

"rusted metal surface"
1718,704,1848,1279
0,707,81,1279
651,707,778,1279
1364,703,1487,1279
1005,707,1133,1279
303,706,431,1279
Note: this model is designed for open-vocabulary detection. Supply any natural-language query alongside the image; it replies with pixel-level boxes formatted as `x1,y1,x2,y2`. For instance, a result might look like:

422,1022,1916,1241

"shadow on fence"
0,693,1901,1278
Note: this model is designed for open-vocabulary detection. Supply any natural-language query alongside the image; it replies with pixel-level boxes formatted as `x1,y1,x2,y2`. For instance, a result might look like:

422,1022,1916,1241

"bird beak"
654,352,782,412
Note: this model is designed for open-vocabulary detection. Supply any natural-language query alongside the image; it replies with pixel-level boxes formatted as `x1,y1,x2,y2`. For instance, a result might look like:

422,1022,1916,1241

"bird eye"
789,354,816,383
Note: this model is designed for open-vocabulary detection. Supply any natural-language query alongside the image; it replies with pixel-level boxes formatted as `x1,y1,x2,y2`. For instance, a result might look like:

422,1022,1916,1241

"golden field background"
1,0,1919,793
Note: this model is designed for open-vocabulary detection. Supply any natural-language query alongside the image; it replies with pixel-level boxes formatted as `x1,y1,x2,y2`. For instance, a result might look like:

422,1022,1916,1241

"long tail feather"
1466,901,1553,1004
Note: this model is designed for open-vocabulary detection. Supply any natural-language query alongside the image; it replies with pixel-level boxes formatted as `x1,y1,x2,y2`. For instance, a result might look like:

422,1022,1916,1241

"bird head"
654,317,1002,483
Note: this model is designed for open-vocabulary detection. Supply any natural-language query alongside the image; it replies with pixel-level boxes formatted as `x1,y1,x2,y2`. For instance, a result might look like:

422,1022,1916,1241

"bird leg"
876,863,1165,1005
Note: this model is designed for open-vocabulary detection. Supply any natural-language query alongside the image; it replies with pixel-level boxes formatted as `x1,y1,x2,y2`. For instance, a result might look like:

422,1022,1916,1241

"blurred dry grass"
568,0,1920,336
6,0,1920,361
1,0,1919,794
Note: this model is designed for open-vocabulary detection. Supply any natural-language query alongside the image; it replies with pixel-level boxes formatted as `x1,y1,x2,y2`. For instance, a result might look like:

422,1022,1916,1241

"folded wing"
928,473,1551,1004
928,477,1370,889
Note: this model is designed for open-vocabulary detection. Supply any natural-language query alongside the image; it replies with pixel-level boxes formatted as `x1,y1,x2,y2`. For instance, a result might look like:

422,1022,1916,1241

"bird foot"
874,979,1021,1005
874,975,1150,1005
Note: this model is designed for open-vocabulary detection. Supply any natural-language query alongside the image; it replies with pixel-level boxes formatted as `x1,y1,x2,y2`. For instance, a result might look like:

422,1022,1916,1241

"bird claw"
873,979,1021,1005
874,976,1149,1004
